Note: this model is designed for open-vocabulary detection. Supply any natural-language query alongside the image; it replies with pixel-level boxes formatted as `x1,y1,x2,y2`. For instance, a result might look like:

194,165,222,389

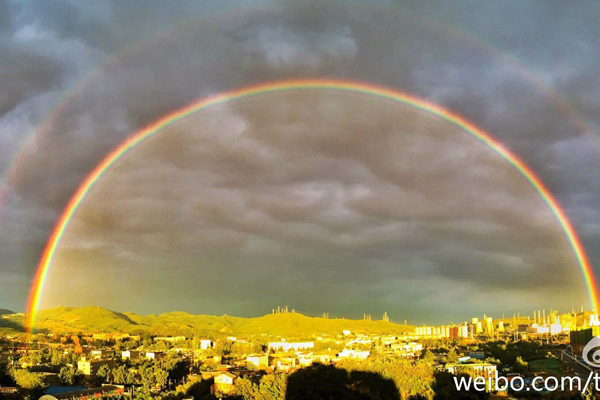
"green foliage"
208,340,233,357
255,374,287,400
200,359,218,372
95,364,112,385
139,365,169,391
338,356,434,399
19,352,42,366
234,376,256,399
50,349,65,366
446,348,459,364
432,371,488,400
58,365,84,386
176,380,213,398
478,341,543,367
513,356,529,374
10,368,46,390
422,350,435,364
112,364,136,384
157,353,189,386
155,367,169,390
286,364,399,400
0,363,12,386
527,358,563,375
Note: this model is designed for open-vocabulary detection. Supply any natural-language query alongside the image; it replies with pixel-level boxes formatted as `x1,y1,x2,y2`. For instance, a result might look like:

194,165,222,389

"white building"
246,355,269,371
268,341,314,352
337,349,370,360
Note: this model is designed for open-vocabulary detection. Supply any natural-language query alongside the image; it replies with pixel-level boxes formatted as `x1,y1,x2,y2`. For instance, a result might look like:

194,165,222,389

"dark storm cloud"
0,0,599,322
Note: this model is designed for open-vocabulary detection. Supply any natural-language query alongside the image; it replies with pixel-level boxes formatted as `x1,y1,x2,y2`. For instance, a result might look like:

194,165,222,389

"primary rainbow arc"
25,79,600,333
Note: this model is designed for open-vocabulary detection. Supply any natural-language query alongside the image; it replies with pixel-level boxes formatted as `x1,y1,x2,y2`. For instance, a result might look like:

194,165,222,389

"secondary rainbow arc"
25,79,600,333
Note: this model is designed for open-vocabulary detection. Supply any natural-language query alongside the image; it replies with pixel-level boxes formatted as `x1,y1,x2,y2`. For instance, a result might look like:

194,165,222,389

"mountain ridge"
1,306,414,337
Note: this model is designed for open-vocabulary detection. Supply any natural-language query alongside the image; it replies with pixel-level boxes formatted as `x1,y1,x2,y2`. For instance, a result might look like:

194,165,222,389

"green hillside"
1,306,414,337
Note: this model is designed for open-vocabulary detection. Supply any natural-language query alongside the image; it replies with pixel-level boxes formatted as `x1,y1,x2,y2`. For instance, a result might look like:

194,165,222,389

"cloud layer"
43,91,585,322
0,0,599,322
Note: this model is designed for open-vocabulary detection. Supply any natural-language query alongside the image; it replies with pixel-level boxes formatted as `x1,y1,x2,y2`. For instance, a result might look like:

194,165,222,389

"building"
337,349,370,360
145,351,164,361
484,316,494,335
445,363,497,381
475,321,483,334
528,324,564,335
200,339,213,350
466,351,485,360
390,342,422,357
570,327,600,357
155,336,186,342
415,324,469,339
268,341,314,352
91,349,114,359
39,385,124,400
213,372,238,396
121,350,141,360
297,353,314,367
77,357,114,376
274,356,298,371
246,355,269,371
0,386,17,395
528,325,550,334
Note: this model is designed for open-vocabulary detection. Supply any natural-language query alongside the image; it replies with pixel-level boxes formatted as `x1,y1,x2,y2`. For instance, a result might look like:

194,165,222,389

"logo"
582,336,600,367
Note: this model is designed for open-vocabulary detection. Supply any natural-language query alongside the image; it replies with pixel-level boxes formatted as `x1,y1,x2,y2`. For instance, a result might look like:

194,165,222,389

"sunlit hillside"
3,306,414,337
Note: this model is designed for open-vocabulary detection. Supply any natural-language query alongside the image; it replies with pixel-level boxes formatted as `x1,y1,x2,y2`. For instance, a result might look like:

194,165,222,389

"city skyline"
9,301,599,330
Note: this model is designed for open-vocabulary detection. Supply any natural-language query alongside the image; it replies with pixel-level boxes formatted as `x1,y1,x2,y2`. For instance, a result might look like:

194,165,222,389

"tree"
513,356,528,374
10,369,46,390
235,376,257,399
140,366,156,390
19,352,42,366
422,350,435,364
112,365,127,384
58,366,84,386
96,364,112,385
154,367,169,390
433,371,488,400
447,348,459,364
337,355,434,399
113,365,136,384
255,373,287,400
50,349,64,366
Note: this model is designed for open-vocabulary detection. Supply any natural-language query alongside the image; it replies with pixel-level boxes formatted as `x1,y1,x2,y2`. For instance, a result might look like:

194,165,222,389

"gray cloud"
0,0,598,323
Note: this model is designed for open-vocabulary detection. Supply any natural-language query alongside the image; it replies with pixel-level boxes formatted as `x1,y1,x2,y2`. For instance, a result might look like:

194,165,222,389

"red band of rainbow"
25,79,600,333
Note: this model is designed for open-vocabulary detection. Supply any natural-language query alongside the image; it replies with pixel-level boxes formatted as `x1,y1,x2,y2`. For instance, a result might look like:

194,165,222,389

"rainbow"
25,79,600,333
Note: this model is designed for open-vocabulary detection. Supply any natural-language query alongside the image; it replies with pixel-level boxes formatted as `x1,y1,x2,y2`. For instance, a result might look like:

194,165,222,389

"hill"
2,306,414,337
0,309,14,316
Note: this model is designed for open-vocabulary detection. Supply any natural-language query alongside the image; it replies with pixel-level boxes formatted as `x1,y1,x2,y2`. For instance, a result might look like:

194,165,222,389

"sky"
1,0,600,324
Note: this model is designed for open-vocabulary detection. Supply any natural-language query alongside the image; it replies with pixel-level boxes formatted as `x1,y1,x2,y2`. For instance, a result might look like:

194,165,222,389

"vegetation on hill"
1,306,415,337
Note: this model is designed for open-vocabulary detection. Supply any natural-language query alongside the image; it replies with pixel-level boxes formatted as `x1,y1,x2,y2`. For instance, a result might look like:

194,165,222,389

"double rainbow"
25,79,600,332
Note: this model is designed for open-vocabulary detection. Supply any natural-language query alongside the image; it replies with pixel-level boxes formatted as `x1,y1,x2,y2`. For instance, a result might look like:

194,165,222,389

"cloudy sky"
1,0,600,324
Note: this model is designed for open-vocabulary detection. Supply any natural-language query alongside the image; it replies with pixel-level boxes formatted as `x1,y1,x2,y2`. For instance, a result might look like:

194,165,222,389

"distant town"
0,305,598,399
